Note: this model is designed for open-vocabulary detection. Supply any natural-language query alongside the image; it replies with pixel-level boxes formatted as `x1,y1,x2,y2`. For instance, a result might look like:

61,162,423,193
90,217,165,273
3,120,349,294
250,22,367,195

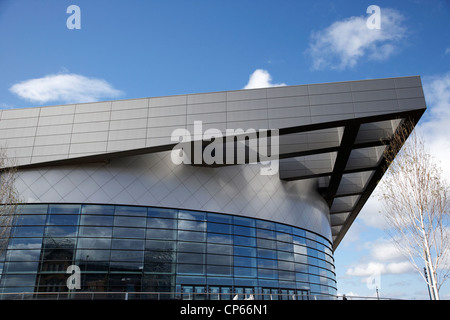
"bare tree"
0,147,21,256
378,121,450,300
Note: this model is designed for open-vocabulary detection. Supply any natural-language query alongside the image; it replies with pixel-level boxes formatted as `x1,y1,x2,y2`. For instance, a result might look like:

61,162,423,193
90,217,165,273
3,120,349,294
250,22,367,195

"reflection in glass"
3,204,336,298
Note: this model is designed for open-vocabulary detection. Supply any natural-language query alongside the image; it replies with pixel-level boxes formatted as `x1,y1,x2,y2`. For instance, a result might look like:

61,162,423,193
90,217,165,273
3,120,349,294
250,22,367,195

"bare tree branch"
0,147,21,256
378,120,450,300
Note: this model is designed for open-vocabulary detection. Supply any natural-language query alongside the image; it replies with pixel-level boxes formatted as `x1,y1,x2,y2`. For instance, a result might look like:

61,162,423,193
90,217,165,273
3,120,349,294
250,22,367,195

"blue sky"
1,0,450,299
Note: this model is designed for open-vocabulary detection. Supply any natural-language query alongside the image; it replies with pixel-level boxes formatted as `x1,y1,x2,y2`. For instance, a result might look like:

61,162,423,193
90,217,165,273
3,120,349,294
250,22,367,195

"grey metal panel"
396,87,424,99
398,97,427,110
266,85,309,98
188,102,226,114
308,81,352,95
309,92,353,106
37,113,74,126
227,109,267,122
39,104,75,116
226,120,269,131
350,78,395,91
226,88,266,101
353,99,399,114
147,114,186,129
268,117,312,128
75,101,112,114
148,95,186,108
109,118,148,131
0,107,40,119
267,96,310,108
187,91,226,104
394,76,422,88
187,112,226,124
310,103,354,117
111,98,148,110
110,107,148,121
352,89,397,102
227,99,267,112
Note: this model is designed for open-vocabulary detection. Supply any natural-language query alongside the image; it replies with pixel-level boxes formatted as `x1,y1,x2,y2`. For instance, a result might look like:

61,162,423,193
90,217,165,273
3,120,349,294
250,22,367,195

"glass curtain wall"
0,204,336,300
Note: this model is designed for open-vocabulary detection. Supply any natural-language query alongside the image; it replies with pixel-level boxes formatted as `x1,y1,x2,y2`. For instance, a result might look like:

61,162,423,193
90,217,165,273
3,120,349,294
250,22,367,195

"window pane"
15,215,46,226
207,233,232,244
77,238,111,249
178,242,205,253
145,240,176,252
177,264,205,275
256,220,275,230
16,204,48,215
113,227,145,239
234,266,257,278
112,239,144,250
258,258,277,269
147,207,177,219
45,225,78,237
47,215,79,226
147,217,176,229
5,261,39,273
178,220,206,231
8,238,42,250
177,253,205,264
78,226,112,237
115,206,146,216
234,246,256,257
207,222,232,234
257,228,275,239
49,204,81,215
110,250,143,262
207,254,232,266
233,235,255,247
82,205,115,215
2,274,38,287
114,216,146,228
257,249,276,259
207,265,232,276
147,228,177,240
276,224,292,234
207,244,232,255
207,213,232,224
76,249,111,261
234,256,257,268
233,216,254,227
11,226,45,237
179,211,206,221
178,230,205,242
233,225,255,237
80,215,113,226
7,249,41,261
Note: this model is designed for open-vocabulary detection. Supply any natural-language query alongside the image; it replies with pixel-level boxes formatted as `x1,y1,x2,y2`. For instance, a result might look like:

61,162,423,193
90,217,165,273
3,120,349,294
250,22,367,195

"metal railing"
0,291,396,300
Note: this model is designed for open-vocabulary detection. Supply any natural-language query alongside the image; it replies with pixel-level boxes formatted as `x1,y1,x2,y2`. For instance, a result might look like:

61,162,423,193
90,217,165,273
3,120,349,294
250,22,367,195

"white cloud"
346,261,413,277
419,72,450,178
357,193,388,229
243,69,286,89
370,239,405,263
445,47,450,55
9,73,123,105
306,8,406,70
346,261,384,277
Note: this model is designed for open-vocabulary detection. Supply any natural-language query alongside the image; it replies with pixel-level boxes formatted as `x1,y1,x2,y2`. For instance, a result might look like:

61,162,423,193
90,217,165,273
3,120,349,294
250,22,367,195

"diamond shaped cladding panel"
14,151,331,240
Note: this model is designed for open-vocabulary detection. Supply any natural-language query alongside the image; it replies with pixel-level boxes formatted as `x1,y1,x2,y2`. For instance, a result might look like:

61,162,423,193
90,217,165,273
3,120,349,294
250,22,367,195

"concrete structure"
0,76,426,299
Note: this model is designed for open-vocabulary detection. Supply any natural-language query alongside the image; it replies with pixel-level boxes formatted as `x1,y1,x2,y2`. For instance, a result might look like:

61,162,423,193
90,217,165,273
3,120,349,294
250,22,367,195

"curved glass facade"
0,204,336,299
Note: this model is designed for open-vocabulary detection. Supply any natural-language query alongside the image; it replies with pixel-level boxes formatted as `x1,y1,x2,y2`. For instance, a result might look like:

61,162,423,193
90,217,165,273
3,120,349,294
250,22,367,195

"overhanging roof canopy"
0,76,426,249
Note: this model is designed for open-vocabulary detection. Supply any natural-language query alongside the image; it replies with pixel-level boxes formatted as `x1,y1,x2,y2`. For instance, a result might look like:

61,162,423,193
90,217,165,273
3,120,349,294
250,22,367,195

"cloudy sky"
1,0,450,299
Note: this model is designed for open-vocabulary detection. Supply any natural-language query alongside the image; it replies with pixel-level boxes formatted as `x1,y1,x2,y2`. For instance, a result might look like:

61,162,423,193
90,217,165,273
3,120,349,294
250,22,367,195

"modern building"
0,76,426,299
